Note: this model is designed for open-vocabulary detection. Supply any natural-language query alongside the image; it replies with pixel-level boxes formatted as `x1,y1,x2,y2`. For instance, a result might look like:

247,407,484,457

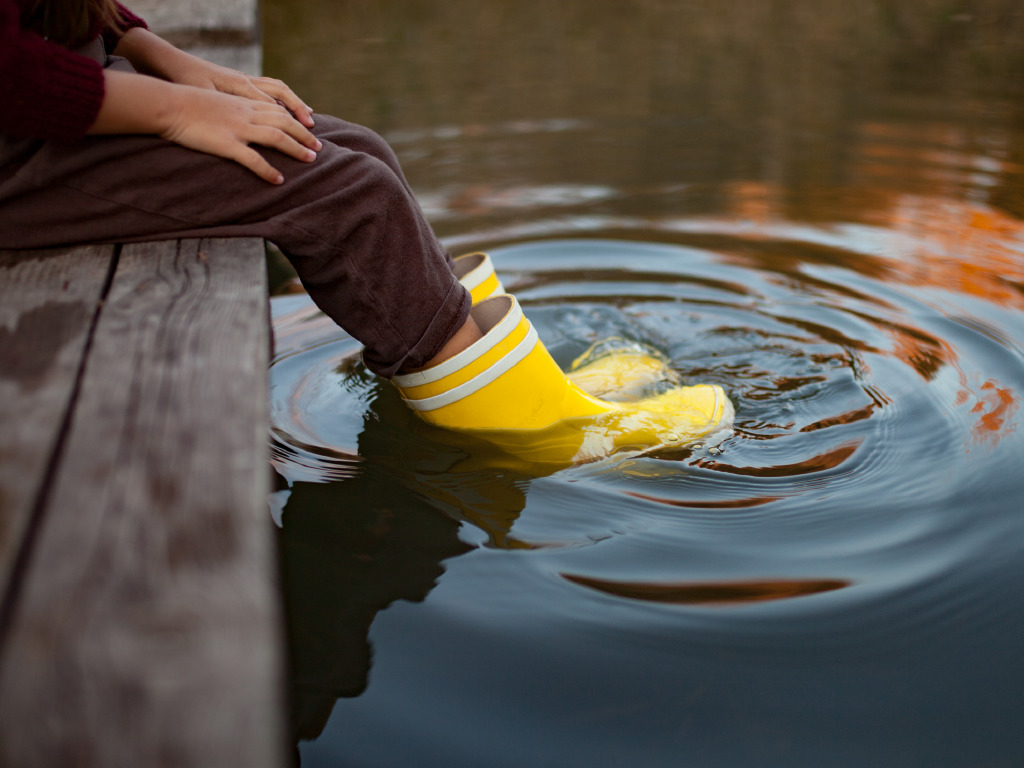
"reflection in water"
622,491,782,510
968,379,1019,448
695,441,862,478
281,470,470,742
561,574,850,605
266,0,1024,235
265,1,1024,765
278,375,537,744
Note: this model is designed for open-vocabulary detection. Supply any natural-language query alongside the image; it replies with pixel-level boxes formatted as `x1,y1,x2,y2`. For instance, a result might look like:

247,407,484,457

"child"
0,0,731,465
1,0,481,376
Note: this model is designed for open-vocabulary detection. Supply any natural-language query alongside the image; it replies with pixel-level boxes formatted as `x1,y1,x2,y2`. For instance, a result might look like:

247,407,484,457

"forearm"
86,68,176,135
109,27,314,130
111,27,194,81
84,67,320,185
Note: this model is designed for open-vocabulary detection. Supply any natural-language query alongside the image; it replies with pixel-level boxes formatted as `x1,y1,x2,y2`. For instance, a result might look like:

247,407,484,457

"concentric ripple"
272,230,1024,588
272,230,1024,768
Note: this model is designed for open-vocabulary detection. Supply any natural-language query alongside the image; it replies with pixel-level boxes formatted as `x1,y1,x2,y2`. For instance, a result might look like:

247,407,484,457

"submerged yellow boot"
567,338,682,403
393,295,733,467
452,252,679,403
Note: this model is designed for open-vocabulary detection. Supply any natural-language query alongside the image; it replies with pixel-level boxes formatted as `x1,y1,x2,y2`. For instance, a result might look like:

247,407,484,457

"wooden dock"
0,240,286,766
0,1,287,765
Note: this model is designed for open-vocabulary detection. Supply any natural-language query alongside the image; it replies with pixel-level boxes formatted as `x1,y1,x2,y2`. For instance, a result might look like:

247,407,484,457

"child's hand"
90,71,321,185
165,55,316,130
113,28,316,128
161,85,321,184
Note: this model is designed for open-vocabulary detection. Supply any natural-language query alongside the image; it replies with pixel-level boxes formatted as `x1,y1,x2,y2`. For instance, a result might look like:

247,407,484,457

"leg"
0,121,469,377
310,116,457,271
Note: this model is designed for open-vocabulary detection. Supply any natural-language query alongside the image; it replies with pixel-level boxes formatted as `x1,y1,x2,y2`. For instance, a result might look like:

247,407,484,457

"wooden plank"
0,246,114,609
0,238,285,768
130,0,259,47
131,0,262,74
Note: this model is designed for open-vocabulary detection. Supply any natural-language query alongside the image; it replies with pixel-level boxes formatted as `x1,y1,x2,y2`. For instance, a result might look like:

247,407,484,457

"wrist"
88,70,181,136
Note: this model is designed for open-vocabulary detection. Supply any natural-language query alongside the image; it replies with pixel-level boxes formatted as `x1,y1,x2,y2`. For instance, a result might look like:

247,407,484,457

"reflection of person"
276,365,542,747
279,470,472,746
277,375,535,748
1,0,730,459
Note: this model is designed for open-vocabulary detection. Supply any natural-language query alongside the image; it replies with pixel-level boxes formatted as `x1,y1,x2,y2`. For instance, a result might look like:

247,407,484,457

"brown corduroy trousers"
0,41,470,378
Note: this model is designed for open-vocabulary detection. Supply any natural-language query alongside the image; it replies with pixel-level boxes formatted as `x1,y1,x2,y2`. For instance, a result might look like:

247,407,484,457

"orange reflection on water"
623,491,781,509
852,122,1024,307
727,181,782,226
884,199,1024,310
720,115,1024,312
718,170,1023,451
562,573,850,605
697,441,860,477
969,379,1019,449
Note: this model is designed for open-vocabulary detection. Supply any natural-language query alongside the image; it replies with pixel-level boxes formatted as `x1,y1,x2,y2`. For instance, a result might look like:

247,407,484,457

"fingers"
233,145,286,185
250,123,318,165
241,78,315,128
164,87,323,185
251,76,315,128
249,101,321,152
227,124,315,186
173,58,315,128
231,102,322,184
219,76,316,131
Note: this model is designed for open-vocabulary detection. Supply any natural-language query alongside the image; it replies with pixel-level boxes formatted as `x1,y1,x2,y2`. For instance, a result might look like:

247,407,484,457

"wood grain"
0,246,114,607
0,239,285,768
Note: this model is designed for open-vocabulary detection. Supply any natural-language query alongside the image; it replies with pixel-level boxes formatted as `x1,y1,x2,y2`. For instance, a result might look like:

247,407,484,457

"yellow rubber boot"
453,252,505,304
567,338,682,403
393,295,733,467
453,252,678,403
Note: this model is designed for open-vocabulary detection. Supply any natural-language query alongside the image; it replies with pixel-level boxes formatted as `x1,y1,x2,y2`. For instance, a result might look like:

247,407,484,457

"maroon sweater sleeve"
101,3,148,56
0,0,147,143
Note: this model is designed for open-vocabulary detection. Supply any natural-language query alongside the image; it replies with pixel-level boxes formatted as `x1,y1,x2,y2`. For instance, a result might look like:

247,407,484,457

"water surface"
265,2,1024,765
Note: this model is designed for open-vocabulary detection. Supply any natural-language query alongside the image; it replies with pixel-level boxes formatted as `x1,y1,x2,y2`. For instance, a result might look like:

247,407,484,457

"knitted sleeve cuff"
24,46,106,142
102,3,148,54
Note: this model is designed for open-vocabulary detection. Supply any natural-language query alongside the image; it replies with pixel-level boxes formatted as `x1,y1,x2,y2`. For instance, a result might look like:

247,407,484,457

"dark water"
264,2,1024,765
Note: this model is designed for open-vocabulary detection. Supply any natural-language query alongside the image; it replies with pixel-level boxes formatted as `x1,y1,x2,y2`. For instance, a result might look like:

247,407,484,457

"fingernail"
314,139,323,150
274,175,285,185
305,149,316,161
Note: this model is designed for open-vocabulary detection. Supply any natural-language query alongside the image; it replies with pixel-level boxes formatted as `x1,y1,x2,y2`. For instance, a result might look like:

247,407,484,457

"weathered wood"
0,238,285,768
0,246,115,608
130,0,261,69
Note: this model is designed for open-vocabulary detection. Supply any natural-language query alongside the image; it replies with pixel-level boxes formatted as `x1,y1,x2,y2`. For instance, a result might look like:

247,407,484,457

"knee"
297,152,413,244
316,117,401,168
344,152,406,207
352,127,402,169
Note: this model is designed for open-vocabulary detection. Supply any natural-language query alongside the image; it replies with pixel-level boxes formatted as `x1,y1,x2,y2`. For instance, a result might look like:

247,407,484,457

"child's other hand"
113,28,315,128
162,86,321,184
170,56,316,129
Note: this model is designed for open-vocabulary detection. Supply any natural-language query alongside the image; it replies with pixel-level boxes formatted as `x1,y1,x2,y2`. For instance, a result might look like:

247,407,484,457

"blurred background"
265,0,1024,251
